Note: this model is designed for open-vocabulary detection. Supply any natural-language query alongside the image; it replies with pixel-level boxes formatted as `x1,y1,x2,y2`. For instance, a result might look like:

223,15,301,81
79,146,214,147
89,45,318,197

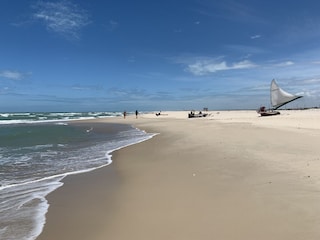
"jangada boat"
257,79,302,117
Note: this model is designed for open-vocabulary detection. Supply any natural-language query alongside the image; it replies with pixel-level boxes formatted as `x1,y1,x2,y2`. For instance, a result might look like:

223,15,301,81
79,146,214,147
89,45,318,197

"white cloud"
303,78,320,84
0,70,26,80
186,59,256,76
71,84,103,91
32,1,90,39
275,61,294,67
250,34,261,39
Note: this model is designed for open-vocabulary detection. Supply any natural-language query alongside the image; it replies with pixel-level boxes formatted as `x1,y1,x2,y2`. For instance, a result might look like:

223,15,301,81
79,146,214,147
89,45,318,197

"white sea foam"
0,112,119,125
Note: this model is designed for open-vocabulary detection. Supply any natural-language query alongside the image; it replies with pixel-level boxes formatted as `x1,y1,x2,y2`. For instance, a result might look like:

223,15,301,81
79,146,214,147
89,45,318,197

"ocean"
0,112,154,240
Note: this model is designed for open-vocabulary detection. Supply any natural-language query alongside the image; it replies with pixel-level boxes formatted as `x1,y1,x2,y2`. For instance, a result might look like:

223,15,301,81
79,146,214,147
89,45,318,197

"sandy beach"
37,109,320,240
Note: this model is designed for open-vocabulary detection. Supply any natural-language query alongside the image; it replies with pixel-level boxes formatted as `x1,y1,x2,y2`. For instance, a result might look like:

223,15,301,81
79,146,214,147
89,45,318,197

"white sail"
270,79,302,109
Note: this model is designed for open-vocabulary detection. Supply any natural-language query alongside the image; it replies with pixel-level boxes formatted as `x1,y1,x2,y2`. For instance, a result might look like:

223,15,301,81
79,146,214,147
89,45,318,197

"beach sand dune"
38,110,320,240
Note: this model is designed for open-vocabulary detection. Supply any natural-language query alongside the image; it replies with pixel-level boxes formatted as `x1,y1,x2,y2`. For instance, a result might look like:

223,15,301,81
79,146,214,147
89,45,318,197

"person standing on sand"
123,111,126,119
135,110,138,119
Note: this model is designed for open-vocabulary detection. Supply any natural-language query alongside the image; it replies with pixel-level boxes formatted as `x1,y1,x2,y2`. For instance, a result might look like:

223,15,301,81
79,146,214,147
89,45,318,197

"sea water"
0,112,154,240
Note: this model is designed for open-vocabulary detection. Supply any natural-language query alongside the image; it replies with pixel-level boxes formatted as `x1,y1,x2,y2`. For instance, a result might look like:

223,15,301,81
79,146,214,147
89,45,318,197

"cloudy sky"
1,0,320,112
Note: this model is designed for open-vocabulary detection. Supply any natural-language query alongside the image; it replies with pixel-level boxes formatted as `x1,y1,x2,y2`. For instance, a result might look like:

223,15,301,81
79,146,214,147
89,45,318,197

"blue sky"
1,0,320,112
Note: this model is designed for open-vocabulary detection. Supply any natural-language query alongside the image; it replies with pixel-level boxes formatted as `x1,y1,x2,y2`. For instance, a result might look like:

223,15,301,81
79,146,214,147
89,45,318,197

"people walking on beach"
135,110,138,119
123,111,126,119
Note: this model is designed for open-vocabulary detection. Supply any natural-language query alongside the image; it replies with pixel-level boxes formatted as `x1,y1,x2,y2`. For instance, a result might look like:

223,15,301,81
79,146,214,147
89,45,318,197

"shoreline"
37,110,320,239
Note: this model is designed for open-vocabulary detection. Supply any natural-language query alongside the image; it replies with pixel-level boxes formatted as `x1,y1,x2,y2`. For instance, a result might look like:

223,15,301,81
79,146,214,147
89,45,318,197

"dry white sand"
38,109,320,240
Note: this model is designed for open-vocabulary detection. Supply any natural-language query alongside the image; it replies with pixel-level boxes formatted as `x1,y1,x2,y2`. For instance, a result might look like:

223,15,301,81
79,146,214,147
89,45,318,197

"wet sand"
37,110,320,240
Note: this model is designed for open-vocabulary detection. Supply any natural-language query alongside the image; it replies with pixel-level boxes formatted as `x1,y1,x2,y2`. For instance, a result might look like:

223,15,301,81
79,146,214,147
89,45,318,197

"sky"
1,0,320,112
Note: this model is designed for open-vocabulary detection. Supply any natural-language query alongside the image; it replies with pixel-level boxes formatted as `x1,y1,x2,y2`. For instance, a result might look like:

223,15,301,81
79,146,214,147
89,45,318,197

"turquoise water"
0,112,154,240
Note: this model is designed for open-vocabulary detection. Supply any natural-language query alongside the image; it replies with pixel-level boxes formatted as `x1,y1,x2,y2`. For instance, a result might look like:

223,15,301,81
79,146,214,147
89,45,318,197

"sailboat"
258,79,303,116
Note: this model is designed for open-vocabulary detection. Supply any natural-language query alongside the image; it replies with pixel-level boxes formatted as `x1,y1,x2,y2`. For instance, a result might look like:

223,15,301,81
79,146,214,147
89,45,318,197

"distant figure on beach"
123,111,126,119
135,110,138,118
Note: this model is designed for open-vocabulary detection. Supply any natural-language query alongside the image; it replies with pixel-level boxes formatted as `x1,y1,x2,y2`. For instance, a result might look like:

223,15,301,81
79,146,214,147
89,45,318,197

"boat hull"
188,113,208,118
260,111,280,117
